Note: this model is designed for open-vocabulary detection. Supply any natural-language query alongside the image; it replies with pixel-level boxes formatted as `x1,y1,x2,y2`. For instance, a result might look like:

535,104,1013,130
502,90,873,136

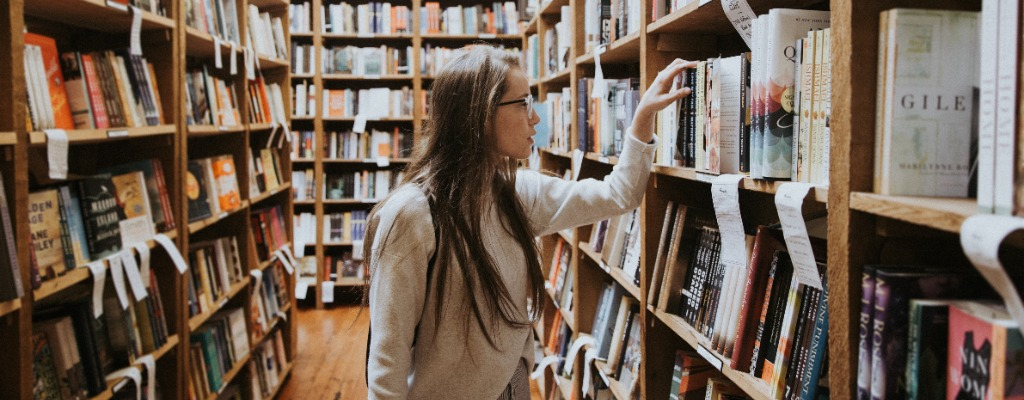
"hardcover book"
29,189,68,281
186,159,214,222
947,301,1024,400
110,171,155,247
211,155,241,212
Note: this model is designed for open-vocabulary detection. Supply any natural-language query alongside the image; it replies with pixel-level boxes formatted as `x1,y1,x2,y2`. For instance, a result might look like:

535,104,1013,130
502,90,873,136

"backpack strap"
366,193,440,386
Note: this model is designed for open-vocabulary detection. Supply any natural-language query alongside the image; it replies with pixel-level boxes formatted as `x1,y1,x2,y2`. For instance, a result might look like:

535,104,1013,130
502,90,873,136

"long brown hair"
363,46,545,348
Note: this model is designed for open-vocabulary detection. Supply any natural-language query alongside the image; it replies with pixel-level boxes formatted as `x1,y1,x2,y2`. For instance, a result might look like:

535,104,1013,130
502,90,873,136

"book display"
0,0,296,398
288,0,523,307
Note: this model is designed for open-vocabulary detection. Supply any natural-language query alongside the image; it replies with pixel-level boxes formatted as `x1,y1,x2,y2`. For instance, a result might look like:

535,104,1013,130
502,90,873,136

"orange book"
257,77,272,124
24,33,74,130
211,156,241,212
328,90,345,117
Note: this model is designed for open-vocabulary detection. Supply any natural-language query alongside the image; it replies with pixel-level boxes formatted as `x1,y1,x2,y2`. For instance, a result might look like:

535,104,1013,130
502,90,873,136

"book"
186,159,214,222
211,155,242,212
29,189,68,281
25,32,75,130
110,171,155,247
0,170,22,299
947,301,1024,400
905,299,953,400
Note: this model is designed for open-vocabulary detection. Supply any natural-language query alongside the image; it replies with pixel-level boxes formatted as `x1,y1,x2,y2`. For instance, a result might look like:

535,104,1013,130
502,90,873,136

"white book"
995,0,1020,213
294,81,307,116
750,17,767,179
717,55,743,174
977,0,999,212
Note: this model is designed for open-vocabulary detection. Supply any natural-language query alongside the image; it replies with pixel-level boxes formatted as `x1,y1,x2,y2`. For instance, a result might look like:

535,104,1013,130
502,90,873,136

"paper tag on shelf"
250,269,263,283
135,355,156,400
154,233,187,274
244,48,256,80
265,124,278,148
108,255,130,310
962,215,1024,332
86,261,107,318
121,250,148,301
376,157,389,167
571,149,584,181
106,0,129,11
230,43,238,75
107,129,128,138
711,173,747,277
132,242,151,283
281,246,299,268
696,345,723,370
721,0,756,49
294,238,306,258
106,366,142,400
276,129,287,148
214,36,223,69
275,250,295,274
321,281,334,303
582,348,599,391
563,334,596,376
295,280,309,300
353,114,367,133
129,7,143,55
775,182,822,289
352,240,364,260
531,355,560,379
44,129,68,180
276,311,288,322
357,32,375,38
591,45,608,100
480,33,497,39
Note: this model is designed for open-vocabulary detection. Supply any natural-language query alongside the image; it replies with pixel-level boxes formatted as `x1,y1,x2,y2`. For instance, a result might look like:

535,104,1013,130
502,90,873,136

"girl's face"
490,69,540,160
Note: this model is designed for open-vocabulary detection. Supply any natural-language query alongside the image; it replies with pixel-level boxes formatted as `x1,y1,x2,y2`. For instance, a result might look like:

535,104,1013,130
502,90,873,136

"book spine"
856,266,876,400
799,274,829,400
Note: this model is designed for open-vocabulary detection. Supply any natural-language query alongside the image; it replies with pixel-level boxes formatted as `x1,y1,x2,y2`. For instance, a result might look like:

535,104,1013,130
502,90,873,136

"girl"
365,45,695,399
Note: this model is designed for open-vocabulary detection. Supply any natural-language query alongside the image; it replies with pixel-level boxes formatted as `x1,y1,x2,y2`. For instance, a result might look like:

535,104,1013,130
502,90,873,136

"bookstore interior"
1,0,1024,399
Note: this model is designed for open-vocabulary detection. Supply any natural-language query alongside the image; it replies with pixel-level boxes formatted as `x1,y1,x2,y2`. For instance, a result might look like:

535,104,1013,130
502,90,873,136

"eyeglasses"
497,94,534,117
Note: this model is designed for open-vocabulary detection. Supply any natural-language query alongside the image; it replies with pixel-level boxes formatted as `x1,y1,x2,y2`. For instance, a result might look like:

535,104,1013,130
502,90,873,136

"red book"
79,54,109,129
947,301,1024,400
25,32,75,130
730,226,786,370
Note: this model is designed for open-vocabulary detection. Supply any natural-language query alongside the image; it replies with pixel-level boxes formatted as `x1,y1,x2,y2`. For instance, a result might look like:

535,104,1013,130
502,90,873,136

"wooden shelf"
291,73,315,79
652,165,830,202
540,147,572,159
29,125,176,146
25,0,175,32
293,200,315,206
90,335,180,400
419,33,521,40
0,132,16,145
321,158,412,164
258,56,290,70
543,68,572,86
33,231,178,302
187,201,250,235
321,116,414,122
184,27,243,57
290,32,314,39
539,0,570,16
248,123,276,131
322,74,413,81
292,158,315,163
576,31,642,65
248,0,288,8
650,307,773,400
188,277,252,332
647,0,820,36
334,277,365,286
322,199,380,205
321,33,412,39
525,17,538,35
250,183,292,206
849,192,976,234
187,125,246,137
593,359,634,400
0,298,20,318
584,152,619,166
254,303,292,346
323,241,353,247
578,242,642,301
263,362,294,400
203,352,251,400
291,115,315,121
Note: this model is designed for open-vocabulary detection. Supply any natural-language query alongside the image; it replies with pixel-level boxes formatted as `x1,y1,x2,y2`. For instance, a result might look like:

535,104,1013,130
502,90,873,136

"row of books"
288,2,313,33
250,205,289,263
186,235,246,318
589,207,642,284
582,0,641,54
587,283,642,396
650,0,697,23
26,32,165,131
324,210,368,243
0,173,21,302
421,2,522,35
294,85,414,119
248,147,287,198
419,44,520,76
29,159,176,287
246,77,288,126
33,279,169,399
323,170,401,201
246,5,289,61
248,329,289,399
548,238,575,313
577,78,641,157
533,89,572,152
524,34,540,81
543,7,573,76
323,3,412,35
543,312,574,382
292,168,315,201
856,266,997,400
185,155,242,223
185,66,241,127
321,45,413,76
292,131,316,159
324,252,361,280
184,0,243,45
188,307,250,397
325,129,414,160
251,262,291,340
293,213,314,253
664,349,716,400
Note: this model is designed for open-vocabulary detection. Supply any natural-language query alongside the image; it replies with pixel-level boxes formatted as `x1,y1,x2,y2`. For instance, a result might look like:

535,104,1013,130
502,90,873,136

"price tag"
105,366,142,400
711,174,748,335
108,255,130,310
582,348,599,391
696,345,723,370
295,280,309,300
353,114,367,133
244,48,256,80
214,36,223,69
321,281,334,303
571,149,584,181
130,7,143,55
44,129,68,180
598,156,609,164
250,269,263,283
480,33,497,39
281,246,299,268
86,261,106,318
591,45,608,100
106,0,128,12
364,74,381,80
154,234,188,274
135,355,156,400
274,250,295,275
133,242,150,283
961,215,1024,331
107,130,128,138
294,239,306,259
720,0,756,49
531,356,560,379
376,157,389,167
775,182,822,289
352,240,364,260
230,43,238,75
266,123,278,148
121,250,148,301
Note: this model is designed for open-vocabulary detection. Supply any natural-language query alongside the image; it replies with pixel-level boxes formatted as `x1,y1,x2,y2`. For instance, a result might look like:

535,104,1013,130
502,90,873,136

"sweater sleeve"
517,131,657,236
366,192,435,399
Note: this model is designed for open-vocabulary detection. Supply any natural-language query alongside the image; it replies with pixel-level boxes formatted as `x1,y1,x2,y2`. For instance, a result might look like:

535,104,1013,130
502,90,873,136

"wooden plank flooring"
279,296,544,399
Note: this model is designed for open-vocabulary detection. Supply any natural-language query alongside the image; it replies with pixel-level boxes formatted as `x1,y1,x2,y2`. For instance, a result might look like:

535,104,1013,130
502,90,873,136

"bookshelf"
0,0,296,398
289,0,526,307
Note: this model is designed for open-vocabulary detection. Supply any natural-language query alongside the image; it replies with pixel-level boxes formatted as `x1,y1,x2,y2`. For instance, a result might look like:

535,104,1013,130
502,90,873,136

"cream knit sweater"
367,134,657,399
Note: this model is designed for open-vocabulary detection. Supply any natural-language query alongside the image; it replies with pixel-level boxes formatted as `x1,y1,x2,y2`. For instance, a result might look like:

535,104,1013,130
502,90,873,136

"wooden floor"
278,296,544,399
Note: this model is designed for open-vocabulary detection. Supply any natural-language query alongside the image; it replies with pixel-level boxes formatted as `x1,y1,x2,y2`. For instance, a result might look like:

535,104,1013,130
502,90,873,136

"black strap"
366,195,440,386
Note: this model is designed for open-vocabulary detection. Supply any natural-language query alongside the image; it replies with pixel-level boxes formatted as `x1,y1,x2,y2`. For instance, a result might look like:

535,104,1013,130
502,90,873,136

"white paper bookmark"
132,242,151,283
353,114,368,133
250,269,263,283
86,261,107,318
44,129,69,179
531,355,560,379
135,355,156,400
245,48,256,80
961,215,1024,331
294,239,306,260
711,174,747,270
130,7,143,55
590,45,608,101
230,43,238,75
214,36,223,69
376,157,390,167
352,240,364,260
582,348,599,392
571,149,584,181
295,280,309,300
321,281,334,303
775,182,822,289
280,246,299,268
563,334,596,375
154,234,188,274
121,250,148,301
721,0,756,49
274,250,295,275
108,255,130,309
106,366,142,400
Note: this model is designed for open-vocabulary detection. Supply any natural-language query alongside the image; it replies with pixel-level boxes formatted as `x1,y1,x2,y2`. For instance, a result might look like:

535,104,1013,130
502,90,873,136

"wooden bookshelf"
0,132,16,145
24,0,175,32
575,31,642,65
250,182,292,205
578,242,642,300
203,352,251,400
849,192,975,234
188,278,252,332
90,335,180,400
187,125,247,136
0,298,20,318
28,125,177,145
186,202,250,235
322,74,414,81
263,362,294,400
321,158,413,164
593,360,633,400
